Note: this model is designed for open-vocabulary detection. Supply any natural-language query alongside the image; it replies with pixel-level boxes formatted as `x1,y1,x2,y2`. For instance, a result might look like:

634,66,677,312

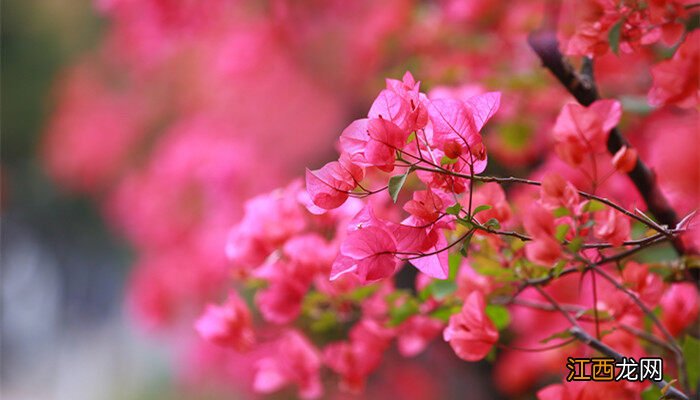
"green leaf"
429,305,461,322
580,308,611,320
456,218,473,229
448,253,462,281
484,218,501,230
310,311,337,333
345,284,379,302
511,238,525,251
431,280,458,300
683,335,700,392
407,131,416,143
641,385,662,400
472,204,492,216
555,224,570,242
485,305,511,330
582,199,606,213
539,330,572,344
553,207,570,218
459,230,475,257
440,155,458,165
567,237,584,253
419,280,458,301
388,298,420,327
388,169,411,203
608,19,623,55
446,203,462,215
472,256,514,280
552,259,567,278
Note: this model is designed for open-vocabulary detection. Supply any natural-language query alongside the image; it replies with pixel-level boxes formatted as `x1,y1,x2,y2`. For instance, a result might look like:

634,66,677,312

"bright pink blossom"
324,320,394,393
397,315,445,357
255,276,308,324
195,291,255,350
593,209,630,247
611,145,638,173
443,291,498,361
365,118,409,171
552,100,621,167
523,202,557,239
306,156,364,210
540,173,581,211
471,182,511,223
456,261,496,299
660,282,700,336
523,203,562,266
369,72,428,133
429,92,500,173
403,189,446,223
383,71,430,132
332,225,399,283
557,0,620,57
621,262,664,307
254,330,323,399
648,31,699,108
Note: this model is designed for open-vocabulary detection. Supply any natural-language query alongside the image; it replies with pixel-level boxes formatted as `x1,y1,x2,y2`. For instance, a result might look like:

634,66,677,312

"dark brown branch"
526,31,685,248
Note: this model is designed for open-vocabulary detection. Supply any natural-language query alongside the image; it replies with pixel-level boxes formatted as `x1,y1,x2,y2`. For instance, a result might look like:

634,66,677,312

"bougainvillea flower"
254,330,323,399
470,182,511,223
365,117,409,171
593,209,630,247
621,261,664,307
194,291,255,350
557,0,620,57
659,282,700,336
339,119,371,166
380,71,429,132
333,225,399,283
552,100,621,166
611,145,638,173
443,291,498,361
397,315,445,357
324,320,394,393
403,188,446,223
428,93,500,174
255,277,308,324
540,173,581,211
648,30,699,108
306,156,364,210
523,203,562,265
407,230,449,279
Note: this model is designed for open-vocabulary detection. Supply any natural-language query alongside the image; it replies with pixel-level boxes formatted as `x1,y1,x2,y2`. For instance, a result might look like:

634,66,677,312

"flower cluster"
195,71,699,399
558,0,691,57
39,1,700,398
558,0,699,109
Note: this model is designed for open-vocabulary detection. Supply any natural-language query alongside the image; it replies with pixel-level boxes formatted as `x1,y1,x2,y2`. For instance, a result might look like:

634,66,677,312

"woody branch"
526,31,693,267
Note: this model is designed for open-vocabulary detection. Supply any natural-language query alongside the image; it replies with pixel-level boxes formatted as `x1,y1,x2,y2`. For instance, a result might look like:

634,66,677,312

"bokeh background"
4,1,697,399
2,1,173,398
